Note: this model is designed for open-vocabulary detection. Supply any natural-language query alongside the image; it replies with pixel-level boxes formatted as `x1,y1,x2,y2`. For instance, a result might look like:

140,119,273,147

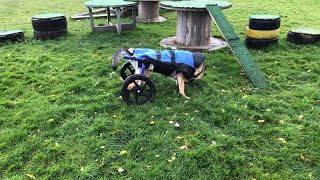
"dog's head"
191,63,207,81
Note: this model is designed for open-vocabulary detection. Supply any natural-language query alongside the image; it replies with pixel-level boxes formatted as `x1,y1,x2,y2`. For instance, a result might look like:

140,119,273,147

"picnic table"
84,0,138,34
160,0,232,51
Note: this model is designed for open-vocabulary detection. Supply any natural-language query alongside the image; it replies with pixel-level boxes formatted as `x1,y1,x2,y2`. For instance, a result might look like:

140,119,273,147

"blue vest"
133,49,195,69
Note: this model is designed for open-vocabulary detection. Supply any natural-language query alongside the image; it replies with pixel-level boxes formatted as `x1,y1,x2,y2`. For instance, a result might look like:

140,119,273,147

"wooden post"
138,1,159,20
176,10,212,46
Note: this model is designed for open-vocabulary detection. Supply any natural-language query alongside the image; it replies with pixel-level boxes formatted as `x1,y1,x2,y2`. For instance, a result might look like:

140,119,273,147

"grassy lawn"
1,0,319,179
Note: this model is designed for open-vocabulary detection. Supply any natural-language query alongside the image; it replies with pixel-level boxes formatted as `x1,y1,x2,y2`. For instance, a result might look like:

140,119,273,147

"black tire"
249,19,281,30
0,30,24,43
287,31,319,45
32,16,67,31
120,61,135,80
121,74,155,105
34,29,68,40
249,15,281,30
245,37,279,49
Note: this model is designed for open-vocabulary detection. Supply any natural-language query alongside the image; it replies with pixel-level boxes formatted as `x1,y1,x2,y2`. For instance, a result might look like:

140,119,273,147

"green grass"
1,0,319,179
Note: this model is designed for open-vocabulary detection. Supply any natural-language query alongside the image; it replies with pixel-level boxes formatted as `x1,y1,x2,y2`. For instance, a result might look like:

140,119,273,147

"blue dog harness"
132,49,204,79
133,49,195,68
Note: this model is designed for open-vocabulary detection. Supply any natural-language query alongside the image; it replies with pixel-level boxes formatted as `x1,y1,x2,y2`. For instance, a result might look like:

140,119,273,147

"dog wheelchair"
119,54,156,105
112,48,206,105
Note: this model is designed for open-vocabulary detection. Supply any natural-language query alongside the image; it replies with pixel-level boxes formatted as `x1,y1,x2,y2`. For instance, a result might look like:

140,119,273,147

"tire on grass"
0,30,24,43
34,29,68,40
245,37,279,49
249,14,281,30
246,27,280,39
32,16,67,31
287,27,320,45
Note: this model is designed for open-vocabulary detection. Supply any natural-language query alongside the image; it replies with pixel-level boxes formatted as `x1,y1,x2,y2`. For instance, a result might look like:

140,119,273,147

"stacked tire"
245,14,281,49
32,13,68,40
287,27,320,45
0,30,24,43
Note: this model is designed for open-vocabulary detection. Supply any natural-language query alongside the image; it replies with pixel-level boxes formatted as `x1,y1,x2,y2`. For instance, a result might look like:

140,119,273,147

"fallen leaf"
297,115,304,120
179,145,188,150
258,120,265,123
168,153,176,163
264,172,270,176
211,140,217,146
221,108,225,113
118,167,125,173
119,150,127,155
149,121,155,125
26,173,36,179
278,138,287,143
47,118,54,123
300,154,305,161
80,166,84,171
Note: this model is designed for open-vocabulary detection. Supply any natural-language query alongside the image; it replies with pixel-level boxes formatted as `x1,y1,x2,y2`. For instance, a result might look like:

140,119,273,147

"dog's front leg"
177,73,190,99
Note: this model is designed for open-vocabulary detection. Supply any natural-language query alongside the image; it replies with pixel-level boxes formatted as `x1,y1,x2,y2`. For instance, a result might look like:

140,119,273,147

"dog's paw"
184,95,190,99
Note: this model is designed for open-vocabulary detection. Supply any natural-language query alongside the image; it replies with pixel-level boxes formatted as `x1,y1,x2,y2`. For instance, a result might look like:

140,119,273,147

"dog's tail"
111,48,124,70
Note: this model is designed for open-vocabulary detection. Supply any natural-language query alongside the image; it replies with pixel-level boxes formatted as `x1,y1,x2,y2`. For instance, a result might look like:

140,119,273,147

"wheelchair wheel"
121,74,155,105
120,61,135,80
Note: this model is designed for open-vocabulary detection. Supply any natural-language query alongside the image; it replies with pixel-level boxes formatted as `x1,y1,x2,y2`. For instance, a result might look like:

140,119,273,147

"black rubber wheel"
121,74,155,105
287,31,319,45
120,62,135,80
32,16,67,31
0,30,24,43
34,29,68,40
245,37,279,49
249,15,281,30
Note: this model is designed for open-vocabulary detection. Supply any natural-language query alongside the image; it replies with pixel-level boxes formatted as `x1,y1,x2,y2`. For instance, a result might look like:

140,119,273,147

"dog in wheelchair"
112,48,207,103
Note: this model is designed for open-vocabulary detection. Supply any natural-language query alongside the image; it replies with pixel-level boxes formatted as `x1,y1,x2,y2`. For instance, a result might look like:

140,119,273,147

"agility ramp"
206,4,268,88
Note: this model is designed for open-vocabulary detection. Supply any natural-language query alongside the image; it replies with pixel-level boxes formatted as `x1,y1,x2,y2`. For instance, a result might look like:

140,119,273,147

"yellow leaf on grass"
47,118,54,123
258,120,265,123
297,115,304,120
118,167,125,173
149,121,155,125
26,173,36,179
278,138,287,143
175,136,183,140
80,166,84,171
119,150,127,155
168,153,176,163
179,145,188,150
300,154,305,161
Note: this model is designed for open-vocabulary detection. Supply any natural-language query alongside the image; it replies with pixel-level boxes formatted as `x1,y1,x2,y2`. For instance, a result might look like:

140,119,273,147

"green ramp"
206,4,268,88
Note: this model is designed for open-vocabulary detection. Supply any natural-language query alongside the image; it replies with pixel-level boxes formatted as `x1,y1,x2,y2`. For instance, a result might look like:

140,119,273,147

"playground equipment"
206,4,268,87
32,13,68,39
84,0,137,34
